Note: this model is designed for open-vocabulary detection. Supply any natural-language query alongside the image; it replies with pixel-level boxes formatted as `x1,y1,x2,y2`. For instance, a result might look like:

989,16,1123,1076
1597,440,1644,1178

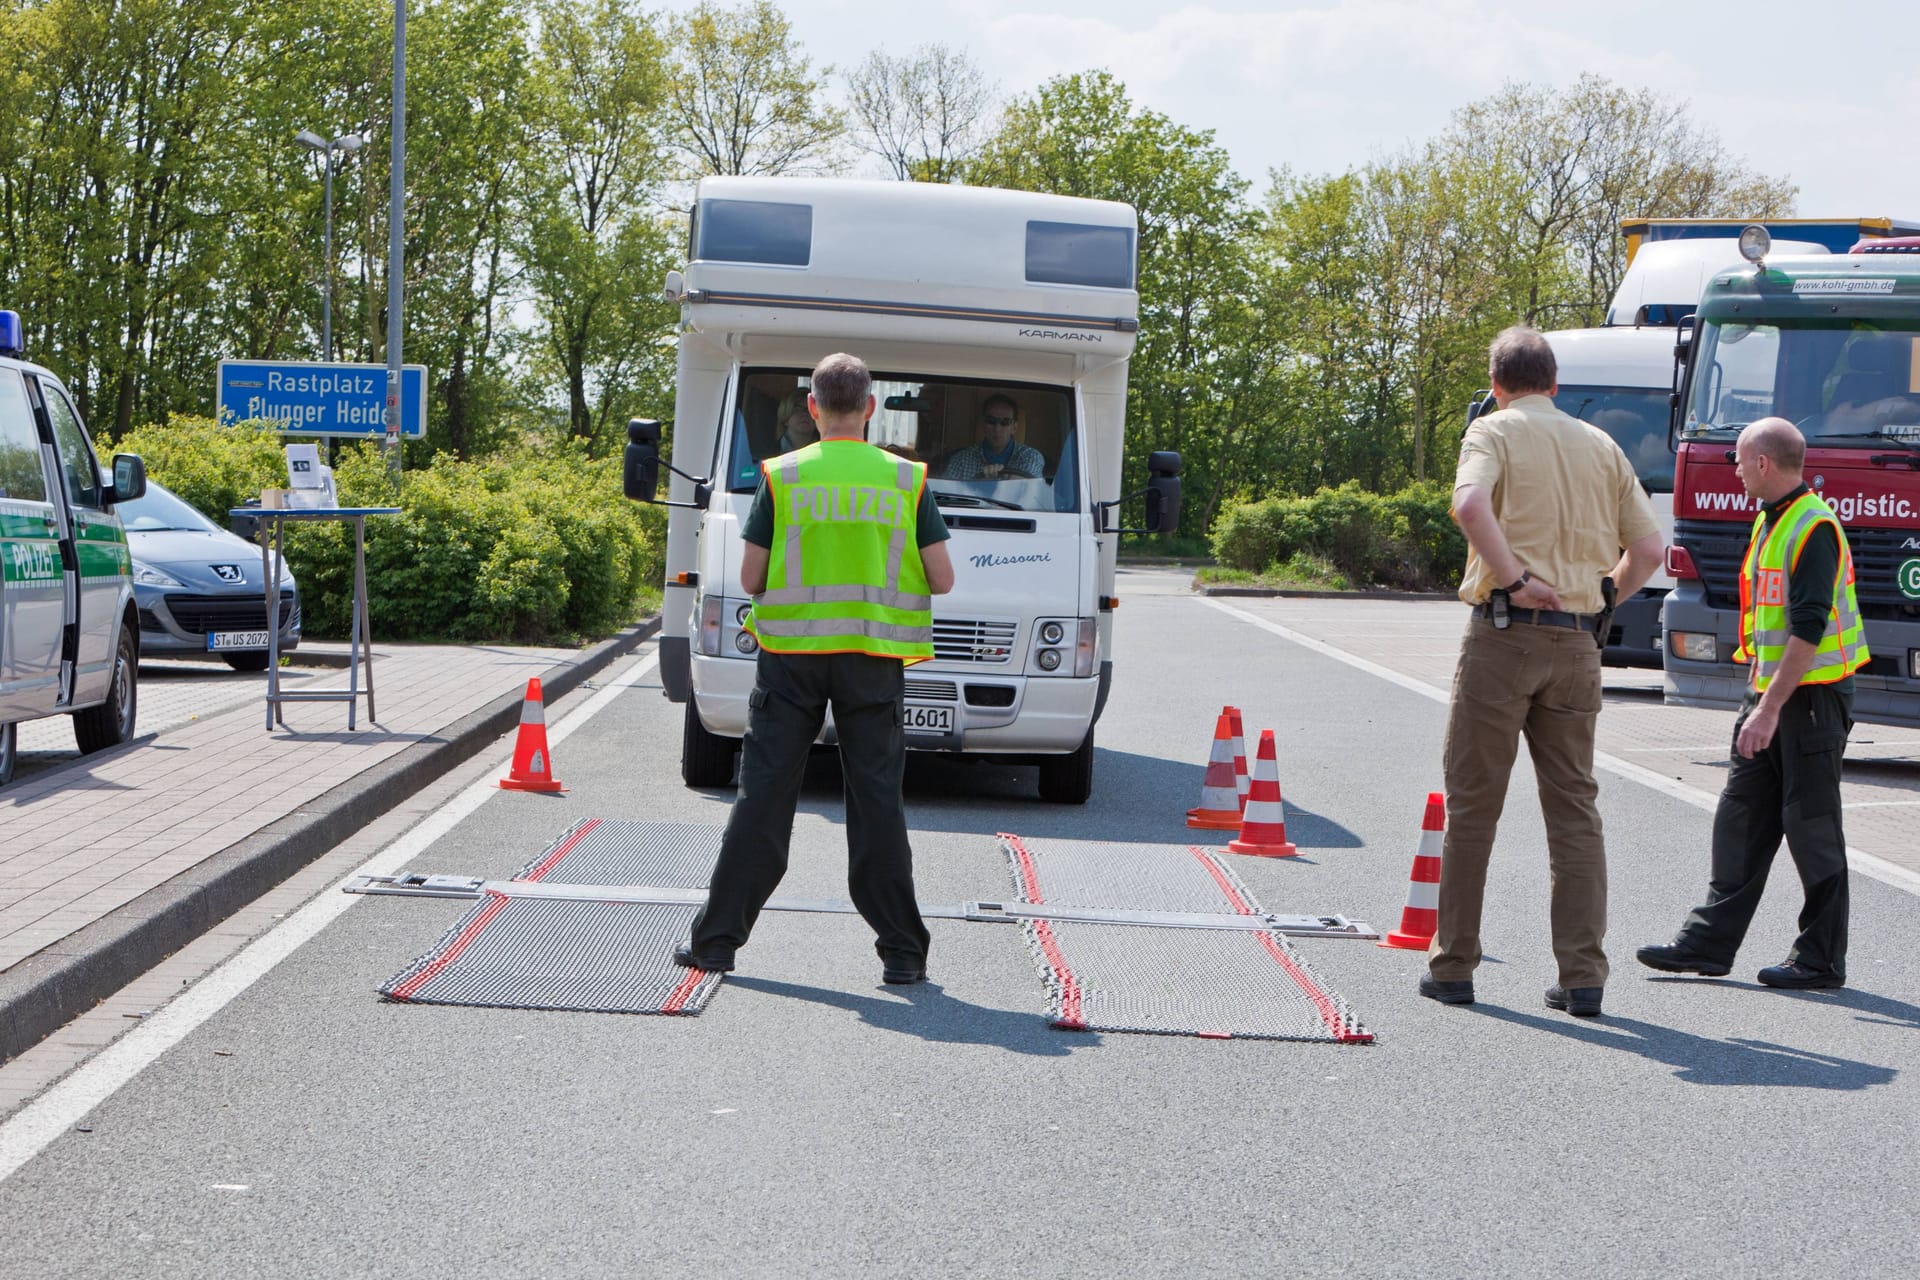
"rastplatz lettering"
265,370,380,395
786,484,907,527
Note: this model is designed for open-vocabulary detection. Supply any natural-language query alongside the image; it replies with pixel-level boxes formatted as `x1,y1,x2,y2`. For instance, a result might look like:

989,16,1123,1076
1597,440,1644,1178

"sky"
658,0,1920,221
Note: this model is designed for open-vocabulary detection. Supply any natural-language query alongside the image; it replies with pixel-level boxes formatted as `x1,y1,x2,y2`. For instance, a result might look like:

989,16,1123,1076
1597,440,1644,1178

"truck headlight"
1036,648,1061,671
1670,631,1717,663
1910,649,1920,680
734,630,758,655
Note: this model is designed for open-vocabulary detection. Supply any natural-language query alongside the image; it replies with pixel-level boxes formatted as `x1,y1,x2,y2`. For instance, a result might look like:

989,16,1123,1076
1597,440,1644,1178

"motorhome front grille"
931,618,1018,664
904,679,959,702
164,593,295,636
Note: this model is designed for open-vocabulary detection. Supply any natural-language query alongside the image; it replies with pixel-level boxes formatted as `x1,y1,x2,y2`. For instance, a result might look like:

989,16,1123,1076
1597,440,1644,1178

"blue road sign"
216,359,427,438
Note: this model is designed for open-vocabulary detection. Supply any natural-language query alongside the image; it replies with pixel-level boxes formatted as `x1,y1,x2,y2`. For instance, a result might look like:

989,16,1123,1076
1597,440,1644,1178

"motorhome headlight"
734,630,759,655
698,595,723,656
1036,648,1062,671
1737,225,1770,264
1039,620,1065,645
1073,617,1097,678
735,602,753,626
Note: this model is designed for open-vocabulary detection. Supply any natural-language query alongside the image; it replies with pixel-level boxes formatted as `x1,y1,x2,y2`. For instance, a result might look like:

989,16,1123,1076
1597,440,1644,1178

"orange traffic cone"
1226,707,1251,813
1186,711,1243,829
1379,792,1445,949
1227,730,1298,857
500,678,566,793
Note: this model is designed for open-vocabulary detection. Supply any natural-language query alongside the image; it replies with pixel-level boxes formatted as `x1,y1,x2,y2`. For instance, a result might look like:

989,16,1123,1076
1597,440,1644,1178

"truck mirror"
625,418,662,503
1144,450,1182,534
109,453,147,505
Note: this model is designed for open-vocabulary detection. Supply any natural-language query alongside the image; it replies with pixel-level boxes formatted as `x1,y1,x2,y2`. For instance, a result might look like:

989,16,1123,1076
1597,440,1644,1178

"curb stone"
0,617,659,1064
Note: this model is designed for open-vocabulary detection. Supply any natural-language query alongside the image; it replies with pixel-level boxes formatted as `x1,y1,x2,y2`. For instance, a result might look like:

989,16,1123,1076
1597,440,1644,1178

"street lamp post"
294,129,363,361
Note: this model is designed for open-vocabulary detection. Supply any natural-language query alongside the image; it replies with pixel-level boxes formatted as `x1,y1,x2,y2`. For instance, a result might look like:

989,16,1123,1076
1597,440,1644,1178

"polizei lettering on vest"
788,485,906,527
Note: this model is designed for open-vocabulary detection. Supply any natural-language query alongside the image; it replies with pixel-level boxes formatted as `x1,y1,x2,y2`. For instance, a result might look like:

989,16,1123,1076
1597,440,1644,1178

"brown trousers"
1429,614,1609,988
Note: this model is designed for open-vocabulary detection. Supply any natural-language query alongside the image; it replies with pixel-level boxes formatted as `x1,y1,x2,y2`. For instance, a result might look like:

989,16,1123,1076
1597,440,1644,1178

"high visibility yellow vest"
747,440,934,663
1734,490,1869,691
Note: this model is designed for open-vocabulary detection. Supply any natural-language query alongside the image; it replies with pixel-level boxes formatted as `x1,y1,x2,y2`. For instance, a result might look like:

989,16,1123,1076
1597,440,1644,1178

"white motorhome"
625,177,1179,803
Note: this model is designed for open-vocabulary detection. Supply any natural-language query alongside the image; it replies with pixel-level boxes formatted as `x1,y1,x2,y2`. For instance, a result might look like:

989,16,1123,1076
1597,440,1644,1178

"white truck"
1468,230,1833,665
624,177,1180,803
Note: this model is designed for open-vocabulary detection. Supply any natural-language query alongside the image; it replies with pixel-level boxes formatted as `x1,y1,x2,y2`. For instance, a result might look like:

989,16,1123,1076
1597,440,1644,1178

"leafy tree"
846,43,993,183
665,0,843,177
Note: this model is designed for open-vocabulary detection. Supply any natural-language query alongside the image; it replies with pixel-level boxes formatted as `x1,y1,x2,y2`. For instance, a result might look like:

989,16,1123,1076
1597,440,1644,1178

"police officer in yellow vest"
1639,418,1868,990
675,353,956,985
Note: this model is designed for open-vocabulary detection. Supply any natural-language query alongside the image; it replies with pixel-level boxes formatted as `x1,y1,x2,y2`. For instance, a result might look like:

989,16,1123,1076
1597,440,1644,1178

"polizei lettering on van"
786,484,909,527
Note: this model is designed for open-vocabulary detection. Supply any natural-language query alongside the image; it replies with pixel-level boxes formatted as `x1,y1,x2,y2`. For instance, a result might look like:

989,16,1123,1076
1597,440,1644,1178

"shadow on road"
1471,1002,1897,1090
725,975,1093,1057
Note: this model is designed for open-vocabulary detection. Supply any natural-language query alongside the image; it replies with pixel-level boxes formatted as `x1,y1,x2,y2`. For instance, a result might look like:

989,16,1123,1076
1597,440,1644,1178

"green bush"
115,423,664,644
1210,481,1464,591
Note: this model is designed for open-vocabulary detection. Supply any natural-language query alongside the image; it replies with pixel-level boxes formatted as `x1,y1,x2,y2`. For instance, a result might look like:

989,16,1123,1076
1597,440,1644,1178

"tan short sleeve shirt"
1454,394,1661,614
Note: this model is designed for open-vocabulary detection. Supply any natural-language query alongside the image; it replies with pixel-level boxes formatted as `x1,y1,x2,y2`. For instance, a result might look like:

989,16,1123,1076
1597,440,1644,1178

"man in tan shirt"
1420,326,1664,1018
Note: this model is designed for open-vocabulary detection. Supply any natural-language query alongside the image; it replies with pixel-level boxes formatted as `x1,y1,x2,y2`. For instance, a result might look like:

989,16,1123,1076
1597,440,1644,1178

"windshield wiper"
931,490,1024,511
1808,432,1920,448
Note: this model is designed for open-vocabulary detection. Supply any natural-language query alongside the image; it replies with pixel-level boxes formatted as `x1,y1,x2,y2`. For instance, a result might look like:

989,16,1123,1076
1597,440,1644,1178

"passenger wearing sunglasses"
941,394,1045,480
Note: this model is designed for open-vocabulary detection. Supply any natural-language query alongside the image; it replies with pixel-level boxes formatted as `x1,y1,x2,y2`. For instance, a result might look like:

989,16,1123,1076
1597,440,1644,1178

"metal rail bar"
345,874,1379,939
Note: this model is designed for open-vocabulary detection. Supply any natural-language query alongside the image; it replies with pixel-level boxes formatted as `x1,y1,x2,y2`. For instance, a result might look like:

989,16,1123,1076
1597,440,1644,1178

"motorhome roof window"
693,198,812,266
1025,221,1135,289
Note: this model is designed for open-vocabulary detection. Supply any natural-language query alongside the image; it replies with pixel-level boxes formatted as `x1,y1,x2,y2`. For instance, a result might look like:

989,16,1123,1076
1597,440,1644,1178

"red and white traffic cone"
1186,711,1243,830
1226,707,1251,814
500,677,566,793
1227,730,1298,857
1379,792,1445,949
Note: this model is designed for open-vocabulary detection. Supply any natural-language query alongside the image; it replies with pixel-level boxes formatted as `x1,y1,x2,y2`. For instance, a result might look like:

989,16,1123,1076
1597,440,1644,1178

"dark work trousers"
689,647,931,968
1681,681,1853,978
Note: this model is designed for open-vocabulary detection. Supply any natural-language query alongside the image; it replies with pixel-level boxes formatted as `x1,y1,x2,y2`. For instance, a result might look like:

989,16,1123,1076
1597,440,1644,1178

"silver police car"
118,479,300,671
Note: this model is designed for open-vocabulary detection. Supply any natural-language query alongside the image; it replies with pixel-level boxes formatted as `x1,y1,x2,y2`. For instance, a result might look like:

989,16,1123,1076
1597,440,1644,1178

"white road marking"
1199,598,1920,899
0,648,660,1184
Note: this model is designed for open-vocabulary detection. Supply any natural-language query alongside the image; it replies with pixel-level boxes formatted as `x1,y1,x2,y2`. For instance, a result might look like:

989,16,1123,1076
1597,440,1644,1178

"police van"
0,309,148,785
625,177,1180,803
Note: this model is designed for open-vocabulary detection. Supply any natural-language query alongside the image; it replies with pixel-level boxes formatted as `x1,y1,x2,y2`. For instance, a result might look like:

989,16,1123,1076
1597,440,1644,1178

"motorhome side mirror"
1144,450,1182,534
624,418,662,503
109,453,146,505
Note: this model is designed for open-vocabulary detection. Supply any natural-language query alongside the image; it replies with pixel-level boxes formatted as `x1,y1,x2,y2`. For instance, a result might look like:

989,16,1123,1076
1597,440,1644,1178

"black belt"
1473,603,1602,632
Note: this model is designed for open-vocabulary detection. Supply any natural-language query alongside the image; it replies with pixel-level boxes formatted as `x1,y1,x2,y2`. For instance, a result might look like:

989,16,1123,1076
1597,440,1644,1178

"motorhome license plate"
903,704,953,733
207,631,270,651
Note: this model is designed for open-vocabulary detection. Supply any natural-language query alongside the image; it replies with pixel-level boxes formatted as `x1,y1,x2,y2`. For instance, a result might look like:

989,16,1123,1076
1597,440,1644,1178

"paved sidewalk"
0,623,654,1062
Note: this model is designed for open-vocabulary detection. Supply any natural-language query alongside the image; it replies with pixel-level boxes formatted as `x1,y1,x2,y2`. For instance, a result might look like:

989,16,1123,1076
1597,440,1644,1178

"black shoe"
671,942,734,973
1545,984,1604,1016
882,964,927,986
1418,974,1474,1005
1635,941,1732,977
1757,960,1844,990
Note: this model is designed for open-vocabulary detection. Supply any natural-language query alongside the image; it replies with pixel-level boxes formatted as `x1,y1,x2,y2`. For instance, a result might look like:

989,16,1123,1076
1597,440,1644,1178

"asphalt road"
3,570,1917,1278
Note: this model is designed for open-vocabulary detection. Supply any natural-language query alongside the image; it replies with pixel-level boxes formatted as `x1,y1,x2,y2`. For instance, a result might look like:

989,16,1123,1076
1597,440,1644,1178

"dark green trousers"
690,648,930,968
1682,681,1852,978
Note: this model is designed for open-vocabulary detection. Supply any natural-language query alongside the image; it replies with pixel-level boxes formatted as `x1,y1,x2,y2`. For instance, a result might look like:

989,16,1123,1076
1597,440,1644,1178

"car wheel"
223,651,272,672
681,702,738,788
0,722,16,786
1037,727,1095,804
74,625,139,754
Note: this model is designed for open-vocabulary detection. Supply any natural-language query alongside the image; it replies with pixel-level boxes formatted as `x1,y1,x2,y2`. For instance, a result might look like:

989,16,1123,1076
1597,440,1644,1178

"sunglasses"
984,414,1016,427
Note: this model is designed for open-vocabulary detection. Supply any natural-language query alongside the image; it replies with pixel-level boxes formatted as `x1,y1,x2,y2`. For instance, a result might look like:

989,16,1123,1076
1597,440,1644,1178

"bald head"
1745,418,1805,471
1734,417,1806,503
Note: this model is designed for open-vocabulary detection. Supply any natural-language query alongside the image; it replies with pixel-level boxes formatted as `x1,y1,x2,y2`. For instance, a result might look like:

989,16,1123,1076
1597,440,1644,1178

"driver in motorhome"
942,394,1045,480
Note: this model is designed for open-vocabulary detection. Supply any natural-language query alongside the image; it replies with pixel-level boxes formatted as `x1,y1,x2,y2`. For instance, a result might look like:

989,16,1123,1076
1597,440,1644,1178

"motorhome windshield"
726,368,1081,513
1559,384,1674,492
1683,320,1920,445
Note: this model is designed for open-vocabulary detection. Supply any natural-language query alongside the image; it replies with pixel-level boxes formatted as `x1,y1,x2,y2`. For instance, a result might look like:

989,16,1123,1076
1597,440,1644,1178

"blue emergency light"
0,310,22,357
